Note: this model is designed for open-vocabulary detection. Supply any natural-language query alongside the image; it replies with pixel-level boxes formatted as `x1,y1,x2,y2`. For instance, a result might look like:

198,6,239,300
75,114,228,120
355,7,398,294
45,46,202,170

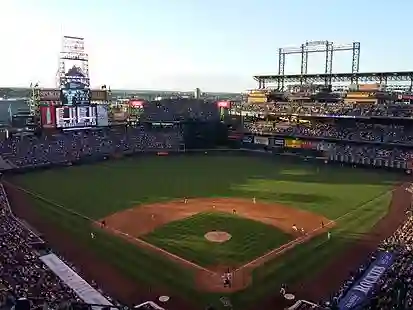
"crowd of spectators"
142,99,219,122
231,102,413,118
0,184,91,310
244,121,413,146
0,126,183,168
323,210,413,309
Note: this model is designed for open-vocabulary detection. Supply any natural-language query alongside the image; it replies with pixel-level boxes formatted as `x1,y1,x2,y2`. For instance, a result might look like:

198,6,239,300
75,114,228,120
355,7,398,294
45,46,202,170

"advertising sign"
338,251,394,310
254,136,269,145
39,89,60,101
285,139,302,148
217,101,230,108
274,139,284,146
242,136,253,143
129,100,145,108
40,105,57,128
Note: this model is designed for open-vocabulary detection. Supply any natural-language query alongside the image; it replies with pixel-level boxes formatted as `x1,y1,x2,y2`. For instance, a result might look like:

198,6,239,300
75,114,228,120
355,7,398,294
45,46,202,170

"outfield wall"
1,146,409,177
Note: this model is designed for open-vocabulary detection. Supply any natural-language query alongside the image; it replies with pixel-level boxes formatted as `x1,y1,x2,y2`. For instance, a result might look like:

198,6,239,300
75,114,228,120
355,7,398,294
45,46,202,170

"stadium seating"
321,215,413,309
0,183,120,310
2,97,413,310
0,126,183,169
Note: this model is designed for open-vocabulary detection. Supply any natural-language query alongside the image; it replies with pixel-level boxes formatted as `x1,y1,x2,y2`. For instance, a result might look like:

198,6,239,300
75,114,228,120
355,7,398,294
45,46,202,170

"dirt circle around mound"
204,231,232,243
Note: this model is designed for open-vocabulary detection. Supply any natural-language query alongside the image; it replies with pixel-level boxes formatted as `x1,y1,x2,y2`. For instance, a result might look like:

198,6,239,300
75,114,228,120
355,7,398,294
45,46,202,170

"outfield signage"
254,136,269,145
40,253,114,309
242,136,253,143
338,251,394,310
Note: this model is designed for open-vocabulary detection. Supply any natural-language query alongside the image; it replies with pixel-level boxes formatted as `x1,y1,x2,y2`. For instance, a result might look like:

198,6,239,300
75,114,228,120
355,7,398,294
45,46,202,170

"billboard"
338,251,394,310
56,106,96,129
285,139,302,148
129,99,145,108
40,105,57,128
217,101,230,108
247,91,267,104
39,89,60,101
254,136,269,145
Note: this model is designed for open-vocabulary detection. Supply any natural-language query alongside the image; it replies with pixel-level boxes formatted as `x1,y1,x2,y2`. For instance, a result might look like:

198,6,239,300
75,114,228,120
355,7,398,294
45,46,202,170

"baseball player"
300,227,305,235
232,209,236,214
184,198,188,204
252,197,256,204
327,231,331,240
90,232,95,239
292,224,298,232
151,214,156,220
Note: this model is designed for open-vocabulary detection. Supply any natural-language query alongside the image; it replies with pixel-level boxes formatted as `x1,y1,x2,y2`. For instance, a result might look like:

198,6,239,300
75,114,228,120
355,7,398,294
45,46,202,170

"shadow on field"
230,191,334,204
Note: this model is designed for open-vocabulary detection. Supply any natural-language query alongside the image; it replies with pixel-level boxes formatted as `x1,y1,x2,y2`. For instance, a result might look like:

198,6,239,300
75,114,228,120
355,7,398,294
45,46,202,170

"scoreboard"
56,106,97,129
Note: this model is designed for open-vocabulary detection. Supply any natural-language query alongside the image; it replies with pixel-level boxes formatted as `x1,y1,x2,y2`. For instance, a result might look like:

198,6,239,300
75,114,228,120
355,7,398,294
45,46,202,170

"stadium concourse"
1,97,413,310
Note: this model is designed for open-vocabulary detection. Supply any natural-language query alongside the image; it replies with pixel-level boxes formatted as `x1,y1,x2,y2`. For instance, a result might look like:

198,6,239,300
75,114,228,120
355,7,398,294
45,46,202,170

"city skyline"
0,0,411,92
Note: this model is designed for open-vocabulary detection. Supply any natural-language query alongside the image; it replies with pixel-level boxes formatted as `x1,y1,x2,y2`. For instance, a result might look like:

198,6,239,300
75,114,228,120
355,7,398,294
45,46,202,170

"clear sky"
0,0,412,92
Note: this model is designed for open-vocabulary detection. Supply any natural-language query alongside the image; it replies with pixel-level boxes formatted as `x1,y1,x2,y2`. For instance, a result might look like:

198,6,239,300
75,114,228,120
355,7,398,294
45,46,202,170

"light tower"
57,36,90,89
28,82,40,116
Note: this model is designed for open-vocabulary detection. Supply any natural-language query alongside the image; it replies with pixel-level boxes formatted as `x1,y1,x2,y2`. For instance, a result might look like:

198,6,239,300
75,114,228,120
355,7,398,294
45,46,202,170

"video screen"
60,89,91,106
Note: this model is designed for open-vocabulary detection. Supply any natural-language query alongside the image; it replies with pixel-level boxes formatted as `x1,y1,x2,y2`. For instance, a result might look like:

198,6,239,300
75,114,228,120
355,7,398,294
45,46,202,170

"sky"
0,0,412,92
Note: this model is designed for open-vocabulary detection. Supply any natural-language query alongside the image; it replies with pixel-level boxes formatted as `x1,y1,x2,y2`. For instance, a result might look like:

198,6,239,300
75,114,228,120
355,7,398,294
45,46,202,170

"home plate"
284,293,295,300
158,296,170,302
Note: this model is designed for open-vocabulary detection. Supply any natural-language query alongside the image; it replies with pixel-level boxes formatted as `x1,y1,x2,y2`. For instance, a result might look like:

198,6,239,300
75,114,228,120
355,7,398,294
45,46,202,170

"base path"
100,197,334,293
3,182,198,310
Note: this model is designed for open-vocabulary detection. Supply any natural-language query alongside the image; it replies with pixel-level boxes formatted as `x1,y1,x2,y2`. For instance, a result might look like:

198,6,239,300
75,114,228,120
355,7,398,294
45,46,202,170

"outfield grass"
11,155,399,309
141,212,292,267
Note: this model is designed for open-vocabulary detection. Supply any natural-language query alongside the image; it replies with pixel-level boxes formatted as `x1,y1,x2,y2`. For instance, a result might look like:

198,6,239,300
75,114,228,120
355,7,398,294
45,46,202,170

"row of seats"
324,214,413,309
244,122,413,145
141,99,219,122
0,126,183,168
0,184,119,310
231,102,413,118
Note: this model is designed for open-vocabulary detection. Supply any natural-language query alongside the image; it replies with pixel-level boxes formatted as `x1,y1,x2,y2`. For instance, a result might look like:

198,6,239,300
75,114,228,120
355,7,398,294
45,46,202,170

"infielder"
252,197,256,204
184,198,188,204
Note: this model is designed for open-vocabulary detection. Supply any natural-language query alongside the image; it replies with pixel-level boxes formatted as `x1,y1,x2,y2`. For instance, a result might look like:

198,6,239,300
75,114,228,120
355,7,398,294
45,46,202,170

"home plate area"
97,197,333,292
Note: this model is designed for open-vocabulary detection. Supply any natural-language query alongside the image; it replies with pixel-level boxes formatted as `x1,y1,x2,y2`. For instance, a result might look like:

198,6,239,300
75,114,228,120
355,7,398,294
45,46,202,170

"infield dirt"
99,198,333,292
5,182,408,310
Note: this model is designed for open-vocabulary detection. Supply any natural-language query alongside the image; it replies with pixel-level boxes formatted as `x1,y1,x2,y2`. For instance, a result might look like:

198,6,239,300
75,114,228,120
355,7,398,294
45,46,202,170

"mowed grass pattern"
10,155,400,309
141,212,292,267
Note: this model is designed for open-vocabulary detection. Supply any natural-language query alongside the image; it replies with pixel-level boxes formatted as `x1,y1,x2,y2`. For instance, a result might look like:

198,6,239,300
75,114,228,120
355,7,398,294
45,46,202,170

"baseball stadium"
1,37,413,310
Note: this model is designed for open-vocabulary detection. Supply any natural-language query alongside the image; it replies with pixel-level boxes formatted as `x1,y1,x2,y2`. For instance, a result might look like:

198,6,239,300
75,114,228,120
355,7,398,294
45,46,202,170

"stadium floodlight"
276,40,360,90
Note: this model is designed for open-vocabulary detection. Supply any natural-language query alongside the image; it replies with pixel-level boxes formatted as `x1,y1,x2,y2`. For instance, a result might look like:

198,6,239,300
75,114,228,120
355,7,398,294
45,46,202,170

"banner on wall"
254,136,269,145
338,251,394,310
274,139,284,146
285,139,302,148
242,136,253,143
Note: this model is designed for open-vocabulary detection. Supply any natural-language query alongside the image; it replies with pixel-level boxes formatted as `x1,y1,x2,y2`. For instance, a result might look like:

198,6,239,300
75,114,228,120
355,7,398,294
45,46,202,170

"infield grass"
141,212,292,267
10,155,400,309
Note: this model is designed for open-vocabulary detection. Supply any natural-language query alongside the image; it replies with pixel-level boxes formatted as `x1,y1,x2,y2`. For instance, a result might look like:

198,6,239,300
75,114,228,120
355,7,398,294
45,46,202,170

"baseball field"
5,154,404,310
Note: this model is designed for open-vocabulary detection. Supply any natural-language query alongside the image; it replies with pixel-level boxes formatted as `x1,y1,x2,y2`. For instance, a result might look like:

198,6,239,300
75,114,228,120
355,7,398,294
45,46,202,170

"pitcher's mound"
205,231,232,243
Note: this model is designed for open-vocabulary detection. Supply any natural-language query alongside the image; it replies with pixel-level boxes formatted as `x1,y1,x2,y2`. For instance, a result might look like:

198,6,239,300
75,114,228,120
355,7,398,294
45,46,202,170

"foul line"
4,181,404,277
4,181,214,275
236,185,401,271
